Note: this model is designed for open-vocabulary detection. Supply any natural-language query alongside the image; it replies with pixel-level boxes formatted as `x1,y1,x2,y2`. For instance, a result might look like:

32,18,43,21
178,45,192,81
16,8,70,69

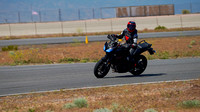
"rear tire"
130,55,147,76
94,59,110,78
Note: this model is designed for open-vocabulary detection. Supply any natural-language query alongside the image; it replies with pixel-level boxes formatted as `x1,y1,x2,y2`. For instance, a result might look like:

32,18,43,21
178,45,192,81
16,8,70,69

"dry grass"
0,36,200,66
0,79,199,112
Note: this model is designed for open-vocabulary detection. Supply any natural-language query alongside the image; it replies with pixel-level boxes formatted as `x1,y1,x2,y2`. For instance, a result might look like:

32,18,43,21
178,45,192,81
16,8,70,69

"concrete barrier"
0,14,200,37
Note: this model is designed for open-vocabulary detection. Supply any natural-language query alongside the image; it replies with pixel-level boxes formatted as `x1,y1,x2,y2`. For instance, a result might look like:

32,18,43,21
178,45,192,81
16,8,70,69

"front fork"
101,55,111,66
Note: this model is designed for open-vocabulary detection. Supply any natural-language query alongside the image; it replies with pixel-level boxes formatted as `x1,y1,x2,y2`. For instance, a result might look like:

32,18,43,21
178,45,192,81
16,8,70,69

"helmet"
127,21,136,32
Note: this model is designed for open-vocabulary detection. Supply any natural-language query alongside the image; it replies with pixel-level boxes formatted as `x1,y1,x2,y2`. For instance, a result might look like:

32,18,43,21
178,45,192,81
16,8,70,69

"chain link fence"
0,8,107,23
0,2,200,24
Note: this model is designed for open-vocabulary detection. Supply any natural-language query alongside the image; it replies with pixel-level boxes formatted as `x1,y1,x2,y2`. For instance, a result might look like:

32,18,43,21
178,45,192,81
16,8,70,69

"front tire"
130,55,147,76
94,59,110,78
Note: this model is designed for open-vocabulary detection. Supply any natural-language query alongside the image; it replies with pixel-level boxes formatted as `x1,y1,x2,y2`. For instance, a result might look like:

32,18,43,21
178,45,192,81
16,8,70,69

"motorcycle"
94,35,156,78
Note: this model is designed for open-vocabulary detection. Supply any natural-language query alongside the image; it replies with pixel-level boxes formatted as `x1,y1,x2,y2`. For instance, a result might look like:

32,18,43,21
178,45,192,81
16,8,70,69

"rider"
114,21,138,61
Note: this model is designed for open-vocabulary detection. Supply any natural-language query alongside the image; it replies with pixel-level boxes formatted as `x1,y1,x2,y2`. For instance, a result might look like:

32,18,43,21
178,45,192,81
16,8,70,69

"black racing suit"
116,28,138,60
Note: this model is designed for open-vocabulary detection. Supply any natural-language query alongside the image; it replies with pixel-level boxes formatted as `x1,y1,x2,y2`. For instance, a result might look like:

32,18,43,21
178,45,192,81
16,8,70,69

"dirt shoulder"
0,79,199,112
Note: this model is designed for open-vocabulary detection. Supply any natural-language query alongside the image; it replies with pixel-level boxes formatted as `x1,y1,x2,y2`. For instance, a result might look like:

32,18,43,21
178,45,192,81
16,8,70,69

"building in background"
116,4,174,17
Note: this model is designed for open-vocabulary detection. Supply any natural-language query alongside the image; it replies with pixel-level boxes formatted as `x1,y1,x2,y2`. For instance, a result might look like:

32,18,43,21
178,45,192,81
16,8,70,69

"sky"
0,0,199,12
0,0,200,23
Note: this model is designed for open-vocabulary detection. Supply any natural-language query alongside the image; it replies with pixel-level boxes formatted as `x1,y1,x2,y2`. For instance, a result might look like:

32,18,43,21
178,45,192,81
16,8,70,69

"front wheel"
94,59,110,78
130,55,147,76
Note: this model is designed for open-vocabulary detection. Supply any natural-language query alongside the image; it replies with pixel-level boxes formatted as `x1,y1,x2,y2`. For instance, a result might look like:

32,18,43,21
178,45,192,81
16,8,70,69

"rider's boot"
129,48,135,65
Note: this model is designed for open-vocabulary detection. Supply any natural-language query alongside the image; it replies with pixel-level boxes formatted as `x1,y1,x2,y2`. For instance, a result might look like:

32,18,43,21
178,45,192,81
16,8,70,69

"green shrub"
154,25,167,30
73,98,88,108
45,110,54,112
63,98,88,109
188,45,193,48
188,40,197,48
9,49,52,65
59,58,80,63
63,103,76,109
93,108,112,112
59,58,90,63
182,9,190,14
80,58,90,63
156,51,169,59
2,45,18,51
146,54,156,60
111,103,132,112
161,51,169,59
190,40,196,45
9,51,24,64
91,59,99,62
28,108,36,112
144,108,158,112
178,100,200,108
111,103,119,112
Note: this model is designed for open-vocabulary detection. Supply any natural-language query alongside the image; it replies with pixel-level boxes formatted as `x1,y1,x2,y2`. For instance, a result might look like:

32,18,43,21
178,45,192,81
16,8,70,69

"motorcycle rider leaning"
114,21,138,62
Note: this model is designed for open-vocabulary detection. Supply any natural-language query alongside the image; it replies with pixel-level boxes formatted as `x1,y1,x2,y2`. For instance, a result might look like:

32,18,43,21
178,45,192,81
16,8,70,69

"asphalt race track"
0,58,200,96
0,30,200,46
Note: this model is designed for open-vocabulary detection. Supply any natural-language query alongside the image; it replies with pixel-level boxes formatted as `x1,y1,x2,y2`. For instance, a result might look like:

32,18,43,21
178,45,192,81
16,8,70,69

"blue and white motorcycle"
94,35,156,78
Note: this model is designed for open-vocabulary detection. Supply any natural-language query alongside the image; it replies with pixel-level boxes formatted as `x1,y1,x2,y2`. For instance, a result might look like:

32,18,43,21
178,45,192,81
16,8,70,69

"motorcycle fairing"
106,48,114,53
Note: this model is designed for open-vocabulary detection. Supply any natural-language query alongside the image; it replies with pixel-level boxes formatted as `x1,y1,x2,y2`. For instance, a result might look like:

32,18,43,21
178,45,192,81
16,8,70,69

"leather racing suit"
116,28,138,60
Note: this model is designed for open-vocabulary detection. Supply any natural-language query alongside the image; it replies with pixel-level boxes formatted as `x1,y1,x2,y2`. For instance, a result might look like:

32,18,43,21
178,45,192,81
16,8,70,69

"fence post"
180,15,183,29
85,21,87,34
156,16,159,26
110,19,113,32
34,22,37,35
8,23,12,36
61,21,64,35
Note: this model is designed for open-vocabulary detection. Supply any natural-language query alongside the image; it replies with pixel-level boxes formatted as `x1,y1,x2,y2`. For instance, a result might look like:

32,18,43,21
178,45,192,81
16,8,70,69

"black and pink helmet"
127,21,136,32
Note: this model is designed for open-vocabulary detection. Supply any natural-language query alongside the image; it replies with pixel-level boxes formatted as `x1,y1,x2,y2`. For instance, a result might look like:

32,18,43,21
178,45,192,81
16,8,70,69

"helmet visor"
128,24,136,31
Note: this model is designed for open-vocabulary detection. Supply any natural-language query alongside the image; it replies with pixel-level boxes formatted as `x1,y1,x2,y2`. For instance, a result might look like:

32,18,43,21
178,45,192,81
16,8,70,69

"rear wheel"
94,59,110,78
130,55,147,76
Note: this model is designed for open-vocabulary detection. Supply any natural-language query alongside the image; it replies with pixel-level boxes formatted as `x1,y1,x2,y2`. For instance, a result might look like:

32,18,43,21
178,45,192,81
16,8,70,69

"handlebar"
138,40,146,44
107,34,117,41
